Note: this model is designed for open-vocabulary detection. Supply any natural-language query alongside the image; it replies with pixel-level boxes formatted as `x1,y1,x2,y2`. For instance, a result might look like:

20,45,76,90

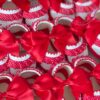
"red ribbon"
65,68,93,100
0,0,30,11
92,64,100,84
71,16,88,37
50,0,65,12
33,73,64,100
0,76,34,100
0,30,19,59
38,0,50,10
85,19,100,46
21,24,76,62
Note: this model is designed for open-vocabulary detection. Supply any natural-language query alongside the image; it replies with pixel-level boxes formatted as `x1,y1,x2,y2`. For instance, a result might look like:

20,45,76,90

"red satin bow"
0,76,34,100
21,24,76,62
92,64,100,84
0,0,30,11
0,30,19,59
65,68,93,100
33,73,64,100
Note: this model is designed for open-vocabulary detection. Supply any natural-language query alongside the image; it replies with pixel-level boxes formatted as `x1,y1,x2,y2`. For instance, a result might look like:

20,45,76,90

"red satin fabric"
71,16,87,37
0,30,19,59
39,0,50,10
92,64,100,84
0,0,30,11
21,25,76,62
50,0,65,12
65,68,93,100
85,20,100,46
33,73,64,100
0,76,34,100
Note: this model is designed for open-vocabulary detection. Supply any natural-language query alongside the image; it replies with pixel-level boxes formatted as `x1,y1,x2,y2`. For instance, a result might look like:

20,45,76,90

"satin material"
0,76,34,100
21,25,76,62
0,0,30,11
92,64,100,84
33,73,64,100
65,68,93,100
0,30,19,59
71,16,87,37
85,20,100,46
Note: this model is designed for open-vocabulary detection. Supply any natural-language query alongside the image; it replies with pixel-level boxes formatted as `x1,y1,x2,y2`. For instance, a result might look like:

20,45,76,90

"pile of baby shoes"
0,0,100,100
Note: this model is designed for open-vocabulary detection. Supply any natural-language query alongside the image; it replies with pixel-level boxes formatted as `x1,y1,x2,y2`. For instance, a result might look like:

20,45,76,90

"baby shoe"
21,20,67,71
33,62,73,100
0,0,24,28
52,62,93,100
75,0,98,19
18,68,42,99
23,0,49,26
55,16,88,62
85,20,100,58
50,0,75,19
7,23,35,75
82,64,100,100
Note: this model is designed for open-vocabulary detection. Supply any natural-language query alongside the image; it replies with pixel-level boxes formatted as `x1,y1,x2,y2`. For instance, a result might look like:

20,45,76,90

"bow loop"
33,73,64,100
0,30,19,59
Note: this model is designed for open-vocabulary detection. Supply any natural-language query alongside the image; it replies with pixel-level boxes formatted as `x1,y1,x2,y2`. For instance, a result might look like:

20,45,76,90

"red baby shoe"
0,0,23,28
7,23,35,75
23,0,49,26
55,16,88,62
21,20,66,71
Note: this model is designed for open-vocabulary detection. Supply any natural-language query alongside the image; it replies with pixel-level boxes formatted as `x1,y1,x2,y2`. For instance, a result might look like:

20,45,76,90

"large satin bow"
0,0,30,11
65,68,93,100
0,76,34,100
33,73,64,100
21,24,76,62
92,64,100,84
0,30,19,59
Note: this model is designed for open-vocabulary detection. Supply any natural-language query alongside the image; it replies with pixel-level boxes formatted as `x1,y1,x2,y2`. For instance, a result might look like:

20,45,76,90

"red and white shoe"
31,20,65,70
7,23,35,75
52,62,91,100
54,16,88,62
50,1,75,19
85,20,100,58
75,0,98,19
33,62,73,100
0,1,23,28
23,0,49,26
